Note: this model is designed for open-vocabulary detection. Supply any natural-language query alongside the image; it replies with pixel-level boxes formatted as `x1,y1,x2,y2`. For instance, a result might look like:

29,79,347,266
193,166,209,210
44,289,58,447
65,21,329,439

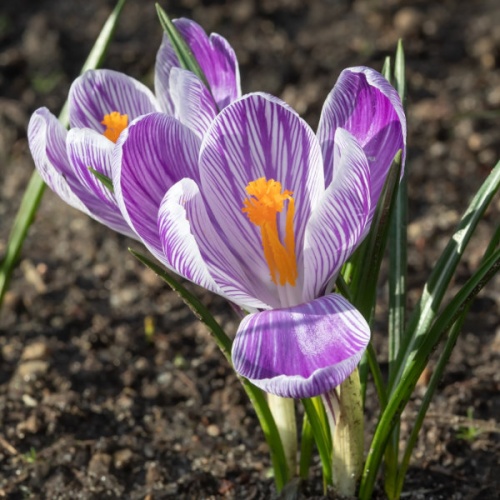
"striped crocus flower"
27,18,240,237
114,66,405,398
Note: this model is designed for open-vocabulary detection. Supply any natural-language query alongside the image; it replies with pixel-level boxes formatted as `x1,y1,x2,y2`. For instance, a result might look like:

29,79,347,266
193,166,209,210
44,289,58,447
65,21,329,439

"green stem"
324,369,364,496
267,394,297,479
301,397,333,488
299,412,313,480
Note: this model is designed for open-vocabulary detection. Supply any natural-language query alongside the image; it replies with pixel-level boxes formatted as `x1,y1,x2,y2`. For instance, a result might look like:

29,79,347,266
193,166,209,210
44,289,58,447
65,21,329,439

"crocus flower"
27,18,240,237
114,67,406,398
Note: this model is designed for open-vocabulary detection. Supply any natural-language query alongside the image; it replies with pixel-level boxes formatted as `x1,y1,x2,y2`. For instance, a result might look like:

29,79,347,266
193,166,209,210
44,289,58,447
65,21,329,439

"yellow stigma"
101,111,128,143
242,177,298,286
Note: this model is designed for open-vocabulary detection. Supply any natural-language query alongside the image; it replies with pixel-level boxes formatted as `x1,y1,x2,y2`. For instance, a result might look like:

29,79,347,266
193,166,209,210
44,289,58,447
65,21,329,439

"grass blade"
302,397,333,487
155,4,210,90
352,151,402,321
0,0,128,311
352,152,402,404
390,160,500,392
360,246,500,499
130,249,232,358
393,223,500,497
382,55,392,83
388,40,408,378
130,248,290,490
299,412,314,480
384,40,407,497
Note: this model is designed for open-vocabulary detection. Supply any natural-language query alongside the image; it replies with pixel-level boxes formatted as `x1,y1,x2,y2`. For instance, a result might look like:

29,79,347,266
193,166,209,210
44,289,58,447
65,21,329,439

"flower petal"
113,113,201,265
67,128,115,205
232,293,370,398
169,68,217,139
155,19,240,113
303,128,371,301
66,128,136,237
199,93,324,308
158,178,269,309
204,32,241,109
28,108,89,214
317,66,406,217
69,69,160,131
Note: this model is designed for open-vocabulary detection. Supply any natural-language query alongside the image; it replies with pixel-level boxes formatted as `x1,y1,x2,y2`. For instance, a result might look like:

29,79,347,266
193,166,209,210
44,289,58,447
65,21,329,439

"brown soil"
1,0,499,498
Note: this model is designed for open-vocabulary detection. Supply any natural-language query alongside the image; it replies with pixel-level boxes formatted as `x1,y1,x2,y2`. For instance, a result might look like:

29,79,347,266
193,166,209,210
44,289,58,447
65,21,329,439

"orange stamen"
101,111,128,143
242,177,298,286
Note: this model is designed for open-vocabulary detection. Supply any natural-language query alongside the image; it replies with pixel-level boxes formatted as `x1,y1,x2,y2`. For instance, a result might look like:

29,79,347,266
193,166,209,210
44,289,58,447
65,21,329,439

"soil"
0,0,499,498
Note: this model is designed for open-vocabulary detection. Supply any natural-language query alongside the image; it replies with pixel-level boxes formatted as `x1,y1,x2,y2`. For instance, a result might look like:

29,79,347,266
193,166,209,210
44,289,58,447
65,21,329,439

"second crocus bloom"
113,66,406,399
27,18,241,237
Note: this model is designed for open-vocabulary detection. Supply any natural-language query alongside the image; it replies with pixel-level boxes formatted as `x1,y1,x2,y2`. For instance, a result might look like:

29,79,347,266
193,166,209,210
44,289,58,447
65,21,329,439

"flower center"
101,111,128,143
242,177,297,286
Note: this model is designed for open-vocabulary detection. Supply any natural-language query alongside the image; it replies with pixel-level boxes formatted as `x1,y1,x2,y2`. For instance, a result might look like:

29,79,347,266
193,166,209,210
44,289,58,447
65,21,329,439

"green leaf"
334,273,353,302
352,151,402,404
129,248,290,490
155,4,211,91
239,380,290,491
388,40,407,377
385,40,407,496
351,150,402,321
0,173,46,307
0,0,128,312
382,55,392,84
380,158,499,499
359,246,500,499
299,412,314,480
394,40,406,109
89,168,114,192
393,224,500,497
390,159,500,392
129,248,232,359
301,397,333,487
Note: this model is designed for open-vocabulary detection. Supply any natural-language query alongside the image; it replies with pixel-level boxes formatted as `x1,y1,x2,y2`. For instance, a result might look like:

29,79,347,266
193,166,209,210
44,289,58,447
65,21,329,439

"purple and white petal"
303,129,371,301
155,19,240,114
66,129,136,238
113,113,201,265
69,69,160,131
154,33,179,115
28,108,89,214
170,68,218,139
158,178,270,309
199,93,324,308
67,128,115,206
205,32,241,109
174,19,241,110
232,293,370,398
317,66,406,212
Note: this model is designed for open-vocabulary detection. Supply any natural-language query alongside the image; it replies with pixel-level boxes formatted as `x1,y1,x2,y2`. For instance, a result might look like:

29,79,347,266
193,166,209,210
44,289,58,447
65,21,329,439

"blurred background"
0,0,499,497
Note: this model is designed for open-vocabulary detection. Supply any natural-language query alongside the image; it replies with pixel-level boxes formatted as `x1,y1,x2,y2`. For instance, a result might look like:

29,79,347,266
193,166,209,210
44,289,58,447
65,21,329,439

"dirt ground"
0,0,499,498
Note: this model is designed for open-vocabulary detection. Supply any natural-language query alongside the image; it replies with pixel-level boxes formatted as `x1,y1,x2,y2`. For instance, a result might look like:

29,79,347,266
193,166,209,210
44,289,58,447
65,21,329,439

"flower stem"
325,369,364,496
267,394,297,479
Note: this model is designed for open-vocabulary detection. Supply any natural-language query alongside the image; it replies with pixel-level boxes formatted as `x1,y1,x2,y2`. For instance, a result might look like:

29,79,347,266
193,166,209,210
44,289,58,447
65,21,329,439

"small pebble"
207,424,220,437
21,342,49,362
88,452,112,476
113,448,134,469
16,360,49,380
